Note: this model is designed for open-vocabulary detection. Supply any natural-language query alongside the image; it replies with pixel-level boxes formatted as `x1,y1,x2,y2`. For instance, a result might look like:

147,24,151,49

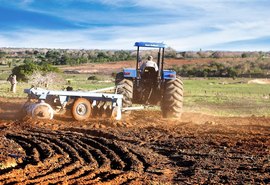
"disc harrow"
23,87,123,121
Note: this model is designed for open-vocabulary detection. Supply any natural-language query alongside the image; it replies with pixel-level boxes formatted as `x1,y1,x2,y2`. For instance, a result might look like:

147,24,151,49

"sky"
0,0,269,51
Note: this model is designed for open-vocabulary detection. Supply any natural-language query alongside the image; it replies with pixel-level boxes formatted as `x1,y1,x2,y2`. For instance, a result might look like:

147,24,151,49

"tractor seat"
142,67,158,79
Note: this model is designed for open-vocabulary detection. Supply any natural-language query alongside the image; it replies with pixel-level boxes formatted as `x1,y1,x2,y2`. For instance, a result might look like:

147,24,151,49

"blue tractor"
115,42,183,118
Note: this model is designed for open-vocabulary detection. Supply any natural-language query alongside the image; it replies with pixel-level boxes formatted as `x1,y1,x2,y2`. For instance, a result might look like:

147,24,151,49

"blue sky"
0,0,269,51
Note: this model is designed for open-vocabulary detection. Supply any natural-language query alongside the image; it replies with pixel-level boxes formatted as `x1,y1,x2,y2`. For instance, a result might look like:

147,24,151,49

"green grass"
0,73,114,98
0,65,12,80
183,78,270,116
61,73,114,90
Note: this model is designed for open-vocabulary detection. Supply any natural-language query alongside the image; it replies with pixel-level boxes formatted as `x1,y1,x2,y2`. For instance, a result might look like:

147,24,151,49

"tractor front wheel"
161,77,183,118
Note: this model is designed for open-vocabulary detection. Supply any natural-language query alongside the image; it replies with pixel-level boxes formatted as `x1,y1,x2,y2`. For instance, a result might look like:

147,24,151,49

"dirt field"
0,98,269,184
60,58,249,75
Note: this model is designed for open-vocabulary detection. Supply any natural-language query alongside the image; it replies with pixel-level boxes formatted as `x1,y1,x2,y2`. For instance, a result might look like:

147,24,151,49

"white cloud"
3,16,270,51
1,0,270,50
166,19,270,50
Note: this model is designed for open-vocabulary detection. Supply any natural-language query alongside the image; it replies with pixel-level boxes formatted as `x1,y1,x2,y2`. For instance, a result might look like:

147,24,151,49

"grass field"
184,78,270,116
0,74,114,98
1,64,270,117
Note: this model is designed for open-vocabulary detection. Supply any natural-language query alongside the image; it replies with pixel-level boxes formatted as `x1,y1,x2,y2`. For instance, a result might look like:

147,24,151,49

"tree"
45,50,61,65
0,51,6,58
165,47,177,58
12,61,39,81
12,59,58,82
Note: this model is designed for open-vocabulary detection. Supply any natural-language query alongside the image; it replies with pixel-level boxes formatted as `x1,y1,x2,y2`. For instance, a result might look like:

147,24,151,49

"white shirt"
140,60,158,72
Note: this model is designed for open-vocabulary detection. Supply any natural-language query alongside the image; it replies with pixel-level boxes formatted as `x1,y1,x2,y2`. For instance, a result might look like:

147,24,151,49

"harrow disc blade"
109,106,118,119
26,102,54,120
92,106,99,118
92,102,118,119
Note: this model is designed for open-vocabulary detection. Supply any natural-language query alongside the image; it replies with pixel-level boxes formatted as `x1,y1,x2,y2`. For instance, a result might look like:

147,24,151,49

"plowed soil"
0,98,270,184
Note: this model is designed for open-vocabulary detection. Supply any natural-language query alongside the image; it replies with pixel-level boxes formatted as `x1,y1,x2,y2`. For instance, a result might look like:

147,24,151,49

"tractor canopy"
134,42,166,48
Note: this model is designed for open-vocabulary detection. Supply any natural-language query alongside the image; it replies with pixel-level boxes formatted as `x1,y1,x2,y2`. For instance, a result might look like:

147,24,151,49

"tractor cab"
122,42,176,81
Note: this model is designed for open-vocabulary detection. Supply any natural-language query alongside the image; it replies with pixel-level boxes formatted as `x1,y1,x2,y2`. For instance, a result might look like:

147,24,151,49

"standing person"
7,74,17,93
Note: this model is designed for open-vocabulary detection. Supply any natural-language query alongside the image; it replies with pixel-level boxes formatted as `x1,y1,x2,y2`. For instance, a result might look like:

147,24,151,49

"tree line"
2,48,269,66
173,57,270,78
1,47,270,81
0,49,136,66
43,50,135,65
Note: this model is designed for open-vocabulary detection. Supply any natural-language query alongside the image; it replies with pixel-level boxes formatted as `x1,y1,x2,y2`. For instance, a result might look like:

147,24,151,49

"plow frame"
24,87,123,120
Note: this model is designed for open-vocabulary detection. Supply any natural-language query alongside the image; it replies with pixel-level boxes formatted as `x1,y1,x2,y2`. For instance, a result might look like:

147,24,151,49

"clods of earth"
0,98,269,184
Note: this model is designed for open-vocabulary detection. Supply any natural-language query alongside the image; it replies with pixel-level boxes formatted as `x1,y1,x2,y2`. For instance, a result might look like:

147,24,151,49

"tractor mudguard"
123,68,137,78
163,70,176,80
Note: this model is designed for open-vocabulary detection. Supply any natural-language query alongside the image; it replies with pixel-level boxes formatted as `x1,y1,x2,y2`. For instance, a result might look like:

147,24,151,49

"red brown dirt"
0,97,269,184
60,58,250,75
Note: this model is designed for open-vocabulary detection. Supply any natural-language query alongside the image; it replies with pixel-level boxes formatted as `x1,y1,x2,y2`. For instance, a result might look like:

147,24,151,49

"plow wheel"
31,102,54,120
72,98,92,121
161,76,183,118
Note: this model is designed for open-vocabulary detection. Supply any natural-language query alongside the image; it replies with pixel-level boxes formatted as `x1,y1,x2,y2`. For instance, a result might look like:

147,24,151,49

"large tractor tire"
161,77,183,118
72,98,92,121
115,72,133,107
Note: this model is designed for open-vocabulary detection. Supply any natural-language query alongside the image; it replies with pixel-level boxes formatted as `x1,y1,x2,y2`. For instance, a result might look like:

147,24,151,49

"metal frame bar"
24,88,123,120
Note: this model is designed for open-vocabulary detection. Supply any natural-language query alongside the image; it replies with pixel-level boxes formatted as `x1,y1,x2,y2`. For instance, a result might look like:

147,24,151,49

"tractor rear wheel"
72,98,92,121
115,72,133,107
161,77,183,118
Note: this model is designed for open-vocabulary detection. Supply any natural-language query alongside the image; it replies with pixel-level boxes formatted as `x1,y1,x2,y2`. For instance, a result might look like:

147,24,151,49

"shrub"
12,60,58,82
29,71,64,87
88,76,98,81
